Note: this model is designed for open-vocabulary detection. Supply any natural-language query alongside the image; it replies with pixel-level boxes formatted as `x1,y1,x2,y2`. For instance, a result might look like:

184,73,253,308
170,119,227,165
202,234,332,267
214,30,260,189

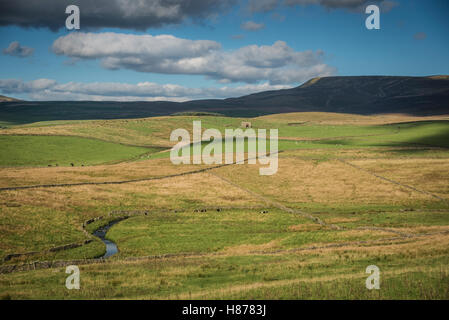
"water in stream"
93,218,126,258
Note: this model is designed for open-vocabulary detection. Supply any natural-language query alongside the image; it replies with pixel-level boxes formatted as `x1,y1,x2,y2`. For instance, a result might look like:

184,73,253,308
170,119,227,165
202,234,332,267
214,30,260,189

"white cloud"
2,41,34,57
0,78,56,92
52,32,335,85
241,21,265,31
52,32,221,60
0,78,292,101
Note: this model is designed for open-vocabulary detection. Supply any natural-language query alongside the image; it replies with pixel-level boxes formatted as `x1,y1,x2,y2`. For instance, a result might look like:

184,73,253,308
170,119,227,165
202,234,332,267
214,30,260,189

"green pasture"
0,135,153,167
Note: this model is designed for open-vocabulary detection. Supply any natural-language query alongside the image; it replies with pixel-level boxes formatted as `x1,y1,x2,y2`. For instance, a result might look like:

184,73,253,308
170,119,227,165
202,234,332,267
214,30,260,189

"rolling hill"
0,95,21,102
217,75,449,115
0,76,448,125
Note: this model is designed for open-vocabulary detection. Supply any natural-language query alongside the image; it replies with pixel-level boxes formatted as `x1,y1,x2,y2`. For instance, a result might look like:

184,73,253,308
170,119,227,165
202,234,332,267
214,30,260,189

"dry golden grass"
221,239,282,255
213,156,433,206
288,224,324,232
349,158,449,200
326,217,360,224
390,225,449,235
0,116,187,147
0,172,263,214
304,231,449,257
283,147,449,161
0,158,214,188
256,112,449,125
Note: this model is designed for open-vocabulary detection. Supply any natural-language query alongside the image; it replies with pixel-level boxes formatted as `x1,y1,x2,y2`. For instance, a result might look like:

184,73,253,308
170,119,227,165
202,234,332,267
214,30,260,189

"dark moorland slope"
1,76,448,124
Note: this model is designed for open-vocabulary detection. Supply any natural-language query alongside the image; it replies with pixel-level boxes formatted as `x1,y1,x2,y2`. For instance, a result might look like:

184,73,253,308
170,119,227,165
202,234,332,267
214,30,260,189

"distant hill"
0,95,21,102
207,75,449,116
0,76,448,124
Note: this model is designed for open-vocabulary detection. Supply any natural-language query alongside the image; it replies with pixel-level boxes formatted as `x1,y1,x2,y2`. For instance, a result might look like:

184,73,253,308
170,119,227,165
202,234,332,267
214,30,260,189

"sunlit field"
0,112,448,299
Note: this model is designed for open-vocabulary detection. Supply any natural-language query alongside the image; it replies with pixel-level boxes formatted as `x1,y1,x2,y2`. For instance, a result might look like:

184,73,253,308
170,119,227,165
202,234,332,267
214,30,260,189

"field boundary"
0,151,282,192
208,171,340,229
0,206,267,264
208,171,419,238
0,165,226,192
2,229,448,275
0,132,170,149
337,158,447,202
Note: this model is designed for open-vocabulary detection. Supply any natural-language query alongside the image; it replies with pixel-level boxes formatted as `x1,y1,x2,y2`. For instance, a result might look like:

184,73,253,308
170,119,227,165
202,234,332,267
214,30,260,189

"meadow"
0,112,448,299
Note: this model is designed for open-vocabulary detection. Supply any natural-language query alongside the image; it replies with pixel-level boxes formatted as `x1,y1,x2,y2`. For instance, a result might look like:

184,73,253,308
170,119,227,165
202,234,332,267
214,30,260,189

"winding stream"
93,218,127,258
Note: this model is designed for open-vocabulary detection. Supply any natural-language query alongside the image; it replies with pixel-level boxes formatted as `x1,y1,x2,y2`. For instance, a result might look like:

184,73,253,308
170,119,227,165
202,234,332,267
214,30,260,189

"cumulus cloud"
52,32,335,85
241,21,265,31
52,32,221,60
0,78,292,101
2,41,34,57
0,0,236,31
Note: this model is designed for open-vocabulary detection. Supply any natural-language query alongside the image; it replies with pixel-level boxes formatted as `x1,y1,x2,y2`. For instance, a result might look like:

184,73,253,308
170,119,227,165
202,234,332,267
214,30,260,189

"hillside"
0,76,448,124
0,95,21,102
214,75,449,115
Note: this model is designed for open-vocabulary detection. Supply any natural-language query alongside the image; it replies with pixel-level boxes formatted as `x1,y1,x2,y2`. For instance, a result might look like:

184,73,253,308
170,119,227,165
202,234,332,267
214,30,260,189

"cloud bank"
0,0,399,32
52,32,336,85
0,78,292,101
0,0,236,31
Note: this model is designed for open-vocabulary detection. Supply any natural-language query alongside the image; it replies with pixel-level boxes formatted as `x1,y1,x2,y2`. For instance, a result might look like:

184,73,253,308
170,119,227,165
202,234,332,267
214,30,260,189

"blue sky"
0,0,448,101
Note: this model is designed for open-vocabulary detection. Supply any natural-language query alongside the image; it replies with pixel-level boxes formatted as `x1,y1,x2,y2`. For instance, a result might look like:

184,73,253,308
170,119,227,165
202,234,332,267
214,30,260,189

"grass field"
0,135,155,167
0,112,448,299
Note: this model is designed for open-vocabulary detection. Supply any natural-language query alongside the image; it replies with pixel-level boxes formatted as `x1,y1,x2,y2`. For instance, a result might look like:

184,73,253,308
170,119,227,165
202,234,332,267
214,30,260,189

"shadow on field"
315,120,449,150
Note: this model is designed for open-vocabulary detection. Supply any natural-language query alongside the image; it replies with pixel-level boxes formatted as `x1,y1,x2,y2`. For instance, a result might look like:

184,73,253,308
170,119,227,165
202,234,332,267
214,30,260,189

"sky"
0,0,448,101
